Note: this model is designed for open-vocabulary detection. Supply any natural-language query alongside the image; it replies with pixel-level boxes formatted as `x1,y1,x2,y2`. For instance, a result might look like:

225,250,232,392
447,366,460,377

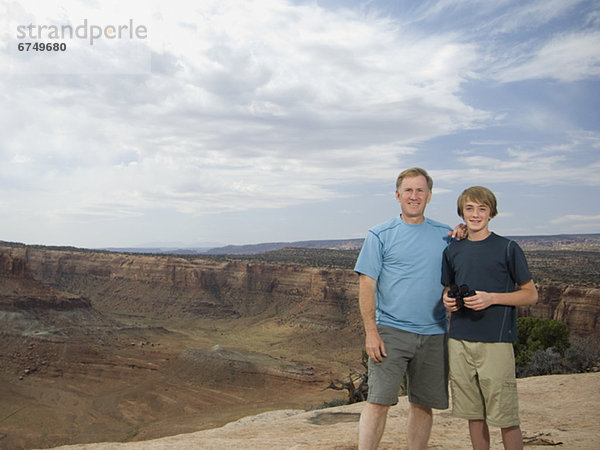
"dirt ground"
48,372,600,450
0,318,352,450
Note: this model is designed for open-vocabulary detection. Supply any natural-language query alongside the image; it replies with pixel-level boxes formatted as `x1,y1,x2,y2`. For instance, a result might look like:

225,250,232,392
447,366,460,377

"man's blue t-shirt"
354,216,453,335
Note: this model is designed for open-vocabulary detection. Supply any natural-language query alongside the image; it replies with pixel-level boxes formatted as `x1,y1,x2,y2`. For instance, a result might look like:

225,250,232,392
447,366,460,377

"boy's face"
395,175,432,221
462,200,492,235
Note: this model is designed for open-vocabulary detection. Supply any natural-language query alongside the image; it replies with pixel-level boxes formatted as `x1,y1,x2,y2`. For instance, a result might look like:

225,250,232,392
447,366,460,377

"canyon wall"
1,244,598,336
0,249,90,311
518,285,600,336
1,245,360,331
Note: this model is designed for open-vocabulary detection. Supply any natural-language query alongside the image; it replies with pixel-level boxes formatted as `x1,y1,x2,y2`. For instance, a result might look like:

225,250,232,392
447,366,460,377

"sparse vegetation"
515,317,600,377
195,247,361,269
515,317,570,368
564,335,600,373
525,250,600,287
325,351,369,404
324,351,410,406
311,397,348,410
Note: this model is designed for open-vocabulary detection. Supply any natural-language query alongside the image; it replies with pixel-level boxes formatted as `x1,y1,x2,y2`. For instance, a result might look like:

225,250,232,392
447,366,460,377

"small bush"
564,335,600,373
515,320,600,377
514,317,570,369
517,347,563,378
314,398,348,410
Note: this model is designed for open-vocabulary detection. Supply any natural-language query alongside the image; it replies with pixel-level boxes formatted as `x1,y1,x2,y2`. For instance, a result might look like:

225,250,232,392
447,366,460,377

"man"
442,186,537,450
354,167,458,449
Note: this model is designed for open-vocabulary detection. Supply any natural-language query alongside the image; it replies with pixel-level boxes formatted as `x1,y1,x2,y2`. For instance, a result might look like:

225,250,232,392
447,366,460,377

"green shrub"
514,318,600,377
514,317,570,369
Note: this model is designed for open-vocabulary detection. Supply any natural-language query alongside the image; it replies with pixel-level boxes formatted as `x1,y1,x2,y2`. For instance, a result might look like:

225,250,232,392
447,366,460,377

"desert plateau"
0,234,599,449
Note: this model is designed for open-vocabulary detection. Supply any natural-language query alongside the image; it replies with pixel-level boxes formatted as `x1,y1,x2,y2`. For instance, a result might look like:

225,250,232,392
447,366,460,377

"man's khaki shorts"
449,338,520,428
367,326,448,409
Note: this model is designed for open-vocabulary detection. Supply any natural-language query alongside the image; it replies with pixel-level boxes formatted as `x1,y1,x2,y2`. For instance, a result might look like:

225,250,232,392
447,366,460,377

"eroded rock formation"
1,245,360,331
518,284,600,336
0,244,598,336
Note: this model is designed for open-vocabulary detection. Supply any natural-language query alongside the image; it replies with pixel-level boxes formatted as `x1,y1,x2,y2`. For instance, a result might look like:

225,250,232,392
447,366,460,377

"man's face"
395,175,432,221
462,200,492,234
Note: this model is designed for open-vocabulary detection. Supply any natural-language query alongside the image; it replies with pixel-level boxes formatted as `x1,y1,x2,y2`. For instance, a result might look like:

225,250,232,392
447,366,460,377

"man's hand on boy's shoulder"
448,223,467,240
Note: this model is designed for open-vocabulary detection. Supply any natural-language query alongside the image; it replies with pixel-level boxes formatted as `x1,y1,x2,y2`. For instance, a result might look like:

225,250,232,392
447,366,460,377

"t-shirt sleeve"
441,247,454,286
354,230,382,280
508,241,532,285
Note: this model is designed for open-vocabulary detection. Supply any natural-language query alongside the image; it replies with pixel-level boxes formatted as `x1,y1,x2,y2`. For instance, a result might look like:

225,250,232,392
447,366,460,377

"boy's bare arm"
358,274,387,362
463,280,538,311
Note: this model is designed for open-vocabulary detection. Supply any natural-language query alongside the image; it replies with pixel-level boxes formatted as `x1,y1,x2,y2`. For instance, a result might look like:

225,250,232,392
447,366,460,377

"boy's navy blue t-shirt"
442,232,532,343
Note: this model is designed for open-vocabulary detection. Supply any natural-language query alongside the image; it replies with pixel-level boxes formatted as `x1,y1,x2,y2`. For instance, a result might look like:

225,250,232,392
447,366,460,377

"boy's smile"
462,200,492,240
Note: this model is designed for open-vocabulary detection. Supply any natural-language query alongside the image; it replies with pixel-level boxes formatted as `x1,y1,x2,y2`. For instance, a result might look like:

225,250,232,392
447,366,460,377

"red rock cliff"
1,245,598,335
1,245,360,330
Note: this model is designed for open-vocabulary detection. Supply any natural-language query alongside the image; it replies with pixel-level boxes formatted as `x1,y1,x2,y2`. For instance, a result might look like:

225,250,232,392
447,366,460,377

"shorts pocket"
497,379,519,426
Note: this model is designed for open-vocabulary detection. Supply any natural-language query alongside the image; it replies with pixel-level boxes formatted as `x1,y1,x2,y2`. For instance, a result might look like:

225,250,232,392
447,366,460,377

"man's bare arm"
359,274,387,362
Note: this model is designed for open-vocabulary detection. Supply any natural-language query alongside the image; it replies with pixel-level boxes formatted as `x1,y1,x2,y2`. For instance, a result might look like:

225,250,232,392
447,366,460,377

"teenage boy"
442,186,538,450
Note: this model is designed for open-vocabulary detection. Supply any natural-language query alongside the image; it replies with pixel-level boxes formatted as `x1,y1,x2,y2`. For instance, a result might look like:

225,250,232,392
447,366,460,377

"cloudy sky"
1,0,599,249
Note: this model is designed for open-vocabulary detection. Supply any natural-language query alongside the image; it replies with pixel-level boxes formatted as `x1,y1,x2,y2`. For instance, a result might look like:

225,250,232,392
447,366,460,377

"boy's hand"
463,291,494,310
443,288,460,312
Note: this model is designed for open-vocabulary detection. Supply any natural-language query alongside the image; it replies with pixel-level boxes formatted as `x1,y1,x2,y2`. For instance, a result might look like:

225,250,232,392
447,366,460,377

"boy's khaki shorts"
367,326,448,409
448,338,520,428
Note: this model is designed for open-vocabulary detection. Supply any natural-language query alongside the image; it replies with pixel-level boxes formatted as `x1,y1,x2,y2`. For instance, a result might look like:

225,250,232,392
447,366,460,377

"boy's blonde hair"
396,167,433,191
457,186,498,218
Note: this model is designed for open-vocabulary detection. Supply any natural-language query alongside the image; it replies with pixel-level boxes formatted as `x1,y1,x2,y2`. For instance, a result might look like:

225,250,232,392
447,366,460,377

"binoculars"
447,284,476,309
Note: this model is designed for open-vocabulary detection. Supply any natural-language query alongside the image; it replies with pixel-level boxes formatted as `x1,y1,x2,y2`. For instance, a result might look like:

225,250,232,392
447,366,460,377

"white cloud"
486,0,587,34
550,214,600,225
496,31,600,82
434,145,600,187
0,0,489,222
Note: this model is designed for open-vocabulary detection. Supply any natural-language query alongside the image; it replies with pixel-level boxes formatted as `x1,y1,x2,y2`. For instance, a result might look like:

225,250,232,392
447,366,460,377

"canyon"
3,243,598,336
0,240,599,449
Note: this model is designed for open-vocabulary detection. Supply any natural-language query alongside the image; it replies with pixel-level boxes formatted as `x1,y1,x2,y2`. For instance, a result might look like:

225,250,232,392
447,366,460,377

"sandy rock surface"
49,372,600,449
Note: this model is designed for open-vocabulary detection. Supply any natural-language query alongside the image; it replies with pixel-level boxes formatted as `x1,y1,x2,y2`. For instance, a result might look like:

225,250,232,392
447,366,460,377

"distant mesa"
98,233,600,256
101,238,366,255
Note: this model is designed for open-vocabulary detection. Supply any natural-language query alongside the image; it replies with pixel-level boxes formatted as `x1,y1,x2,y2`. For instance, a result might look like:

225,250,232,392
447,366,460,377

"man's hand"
448,223,468,240
365,329,387,363
359,274,387,362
